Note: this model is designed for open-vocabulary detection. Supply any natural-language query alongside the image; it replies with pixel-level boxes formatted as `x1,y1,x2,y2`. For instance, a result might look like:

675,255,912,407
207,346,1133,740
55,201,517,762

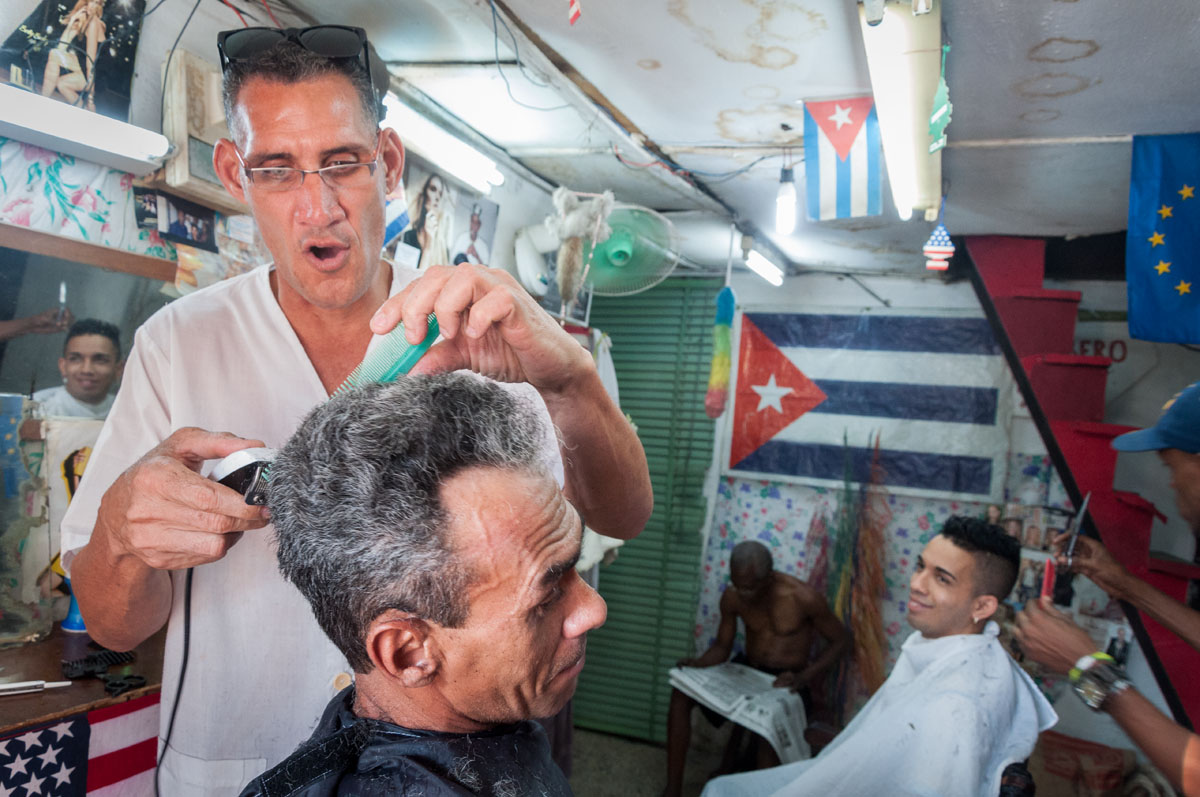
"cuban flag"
803,97,882,221
724,309,1013,501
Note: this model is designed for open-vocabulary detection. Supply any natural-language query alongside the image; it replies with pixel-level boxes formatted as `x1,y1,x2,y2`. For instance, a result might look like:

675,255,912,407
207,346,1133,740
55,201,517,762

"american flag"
0,694,159,796
923,223,955,271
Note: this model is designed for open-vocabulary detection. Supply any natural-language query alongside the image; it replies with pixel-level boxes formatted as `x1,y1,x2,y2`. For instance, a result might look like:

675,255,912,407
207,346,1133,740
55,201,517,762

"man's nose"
563,572,607,638
294,173,346,224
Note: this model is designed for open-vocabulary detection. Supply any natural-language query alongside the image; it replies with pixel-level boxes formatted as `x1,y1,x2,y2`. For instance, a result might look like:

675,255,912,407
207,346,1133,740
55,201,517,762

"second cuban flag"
803,97,882,221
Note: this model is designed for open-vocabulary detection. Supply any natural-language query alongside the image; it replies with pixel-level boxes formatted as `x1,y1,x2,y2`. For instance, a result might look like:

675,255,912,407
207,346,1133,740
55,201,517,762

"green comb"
333,313,439,396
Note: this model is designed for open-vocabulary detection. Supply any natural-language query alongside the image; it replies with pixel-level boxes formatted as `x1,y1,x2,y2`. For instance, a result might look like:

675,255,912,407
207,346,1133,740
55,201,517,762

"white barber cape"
702,621,1057,797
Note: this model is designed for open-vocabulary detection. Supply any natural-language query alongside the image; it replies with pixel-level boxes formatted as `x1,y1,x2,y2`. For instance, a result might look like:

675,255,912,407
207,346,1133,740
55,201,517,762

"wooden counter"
0,626,166,735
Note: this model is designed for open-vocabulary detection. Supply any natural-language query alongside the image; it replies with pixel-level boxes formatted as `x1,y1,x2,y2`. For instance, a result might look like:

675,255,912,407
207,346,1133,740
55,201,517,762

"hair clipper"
210,447,275,506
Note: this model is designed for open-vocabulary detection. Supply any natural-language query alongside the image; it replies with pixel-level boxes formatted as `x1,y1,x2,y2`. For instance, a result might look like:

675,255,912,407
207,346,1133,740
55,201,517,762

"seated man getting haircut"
702,516,1057,797
241,372,606,796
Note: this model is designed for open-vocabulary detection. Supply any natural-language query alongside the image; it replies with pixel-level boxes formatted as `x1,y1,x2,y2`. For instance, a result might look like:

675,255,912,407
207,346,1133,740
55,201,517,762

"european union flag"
1127,133,1200,343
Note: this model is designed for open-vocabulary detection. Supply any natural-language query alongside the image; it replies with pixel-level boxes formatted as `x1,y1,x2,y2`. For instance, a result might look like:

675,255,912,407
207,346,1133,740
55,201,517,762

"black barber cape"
240,687,573,796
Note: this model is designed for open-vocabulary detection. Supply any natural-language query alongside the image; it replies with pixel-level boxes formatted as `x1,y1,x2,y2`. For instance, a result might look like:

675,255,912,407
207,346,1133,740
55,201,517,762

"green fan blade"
582,206,679,296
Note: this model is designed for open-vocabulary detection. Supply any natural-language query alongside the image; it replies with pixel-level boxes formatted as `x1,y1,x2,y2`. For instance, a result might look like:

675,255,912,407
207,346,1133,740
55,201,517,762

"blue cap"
1112,382,1200,454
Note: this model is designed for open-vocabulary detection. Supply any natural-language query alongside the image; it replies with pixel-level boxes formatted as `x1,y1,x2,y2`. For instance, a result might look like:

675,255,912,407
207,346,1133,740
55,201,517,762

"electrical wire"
220,0,248,28
486,0,571,112
611,143,783,183
485,0,552,88
159,0,204,135
259,0,283,28
155,568,193,797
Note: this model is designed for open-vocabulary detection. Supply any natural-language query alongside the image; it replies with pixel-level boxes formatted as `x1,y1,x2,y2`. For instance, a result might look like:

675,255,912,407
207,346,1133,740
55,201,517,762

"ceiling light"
0,83,170,176
858,3,943,221
775,166,797,235
381,94,504,195
745,250,784,287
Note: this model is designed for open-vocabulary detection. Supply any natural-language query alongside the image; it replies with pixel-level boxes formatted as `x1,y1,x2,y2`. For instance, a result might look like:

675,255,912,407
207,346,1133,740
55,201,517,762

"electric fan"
582,204,680,296
514,198,681,302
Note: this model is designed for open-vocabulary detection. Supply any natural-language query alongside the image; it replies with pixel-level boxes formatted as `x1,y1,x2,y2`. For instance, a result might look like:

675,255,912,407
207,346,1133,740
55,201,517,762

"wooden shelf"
0,222,175,283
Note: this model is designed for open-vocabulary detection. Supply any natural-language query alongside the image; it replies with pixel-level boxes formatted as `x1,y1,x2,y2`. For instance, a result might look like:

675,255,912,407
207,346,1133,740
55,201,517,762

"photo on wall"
158,193,218,253
389,153,499,271
1,0,147,121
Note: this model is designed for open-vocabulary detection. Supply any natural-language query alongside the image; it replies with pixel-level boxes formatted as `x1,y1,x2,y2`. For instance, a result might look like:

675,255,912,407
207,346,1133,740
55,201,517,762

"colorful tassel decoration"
705,285,735,418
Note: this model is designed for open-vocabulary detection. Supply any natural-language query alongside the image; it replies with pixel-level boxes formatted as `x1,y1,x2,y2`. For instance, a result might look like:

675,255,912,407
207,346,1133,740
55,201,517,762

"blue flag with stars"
1126,133,1200,343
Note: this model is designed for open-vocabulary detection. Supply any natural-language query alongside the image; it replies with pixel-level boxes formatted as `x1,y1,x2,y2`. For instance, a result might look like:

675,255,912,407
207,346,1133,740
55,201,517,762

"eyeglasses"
234,131,385,192
216,25,382,113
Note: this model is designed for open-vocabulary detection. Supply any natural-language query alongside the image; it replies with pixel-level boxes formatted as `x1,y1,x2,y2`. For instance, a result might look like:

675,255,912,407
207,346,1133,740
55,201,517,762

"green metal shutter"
573,277,723,742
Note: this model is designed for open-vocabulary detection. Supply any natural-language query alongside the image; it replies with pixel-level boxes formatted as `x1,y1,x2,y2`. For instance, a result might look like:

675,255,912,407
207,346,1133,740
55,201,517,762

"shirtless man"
665,541,849,797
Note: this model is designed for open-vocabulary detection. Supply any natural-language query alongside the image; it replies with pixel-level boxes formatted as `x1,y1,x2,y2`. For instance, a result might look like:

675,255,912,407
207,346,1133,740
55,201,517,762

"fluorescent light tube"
0,83,170,176
745,250,784,286
382,95,504,195
858,3,943,221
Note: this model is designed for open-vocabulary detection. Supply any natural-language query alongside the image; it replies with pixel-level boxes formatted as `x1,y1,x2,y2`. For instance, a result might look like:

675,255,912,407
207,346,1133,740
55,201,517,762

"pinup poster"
1,0,147,121
389,154,499,271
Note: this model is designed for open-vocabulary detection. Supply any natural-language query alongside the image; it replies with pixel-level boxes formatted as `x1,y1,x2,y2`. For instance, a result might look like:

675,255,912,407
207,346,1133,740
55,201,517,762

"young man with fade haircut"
702,516,1057,797
665,540,849,797
62,25,651,795
241,372,605,796
32,318,123,420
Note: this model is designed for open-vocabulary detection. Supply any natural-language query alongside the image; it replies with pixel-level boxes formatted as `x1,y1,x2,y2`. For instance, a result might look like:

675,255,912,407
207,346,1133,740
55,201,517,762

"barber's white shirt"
61,264,562,795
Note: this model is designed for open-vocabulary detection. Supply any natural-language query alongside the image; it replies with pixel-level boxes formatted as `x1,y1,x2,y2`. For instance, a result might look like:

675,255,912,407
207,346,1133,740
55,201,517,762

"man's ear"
380,127,405,194
366,610,439,688
972,594,1000,624
57,357,68,381
212,138,248,204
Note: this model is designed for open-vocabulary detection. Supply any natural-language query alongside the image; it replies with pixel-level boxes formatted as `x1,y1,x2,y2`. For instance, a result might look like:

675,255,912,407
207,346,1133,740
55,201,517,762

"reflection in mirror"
0,244,172,645
0,244,171,399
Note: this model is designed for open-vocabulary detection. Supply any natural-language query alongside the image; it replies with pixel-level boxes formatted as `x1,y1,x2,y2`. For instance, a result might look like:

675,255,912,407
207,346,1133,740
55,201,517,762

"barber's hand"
1014,596,1098,674
1052,531,1131,599
94,428,270,571
370,264,593,395
25,306,73,335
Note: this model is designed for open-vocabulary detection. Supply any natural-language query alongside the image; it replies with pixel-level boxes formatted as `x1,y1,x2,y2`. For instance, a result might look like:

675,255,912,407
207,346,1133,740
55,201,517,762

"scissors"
1064,491,1092,572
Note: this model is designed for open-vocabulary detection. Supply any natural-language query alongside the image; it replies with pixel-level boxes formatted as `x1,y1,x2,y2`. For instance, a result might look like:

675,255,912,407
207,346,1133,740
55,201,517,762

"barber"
1016,382,1200,796
63,26,651,796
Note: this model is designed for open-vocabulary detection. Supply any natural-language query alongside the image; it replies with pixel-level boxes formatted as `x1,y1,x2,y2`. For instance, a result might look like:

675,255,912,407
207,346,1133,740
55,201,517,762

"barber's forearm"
71,529,172,652
1120,575,1200,654
1105,687,1192,792
543,367,652,540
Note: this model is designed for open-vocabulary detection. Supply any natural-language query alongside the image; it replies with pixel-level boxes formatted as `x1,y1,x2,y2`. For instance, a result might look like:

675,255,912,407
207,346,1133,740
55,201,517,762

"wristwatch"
1070,652,1131,711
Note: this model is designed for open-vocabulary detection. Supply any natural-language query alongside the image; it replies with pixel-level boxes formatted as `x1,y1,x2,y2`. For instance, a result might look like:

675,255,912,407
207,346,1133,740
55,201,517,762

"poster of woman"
1,0,146,120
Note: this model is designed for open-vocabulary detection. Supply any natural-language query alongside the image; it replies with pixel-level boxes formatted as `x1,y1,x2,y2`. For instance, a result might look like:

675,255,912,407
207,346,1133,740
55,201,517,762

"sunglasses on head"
217,26,384,113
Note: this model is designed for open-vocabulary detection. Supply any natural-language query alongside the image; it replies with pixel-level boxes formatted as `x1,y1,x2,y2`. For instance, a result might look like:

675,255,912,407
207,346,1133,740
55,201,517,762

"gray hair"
269,373,549,673
221,41,380,145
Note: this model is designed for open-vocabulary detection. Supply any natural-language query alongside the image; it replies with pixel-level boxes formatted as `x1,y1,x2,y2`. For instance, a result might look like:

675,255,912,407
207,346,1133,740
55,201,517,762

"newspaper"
669,662,811,763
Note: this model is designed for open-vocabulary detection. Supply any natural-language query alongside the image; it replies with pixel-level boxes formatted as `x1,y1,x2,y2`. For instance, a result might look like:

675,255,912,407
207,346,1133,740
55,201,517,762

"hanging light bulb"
775,166,797,235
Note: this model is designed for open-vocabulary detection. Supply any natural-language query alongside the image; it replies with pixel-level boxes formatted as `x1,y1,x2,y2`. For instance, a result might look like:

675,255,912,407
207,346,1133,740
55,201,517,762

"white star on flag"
14,732,39,754
751,374,793,413
828,104,852,130
45,723,72,743
3,754,29,780
23,772,44,795
52,764,75,787
36,744,59,770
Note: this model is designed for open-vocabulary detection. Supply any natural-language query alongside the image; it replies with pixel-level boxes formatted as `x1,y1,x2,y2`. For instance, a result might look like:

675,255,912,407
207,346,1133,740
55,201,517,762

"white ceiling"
281,0,1200,275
